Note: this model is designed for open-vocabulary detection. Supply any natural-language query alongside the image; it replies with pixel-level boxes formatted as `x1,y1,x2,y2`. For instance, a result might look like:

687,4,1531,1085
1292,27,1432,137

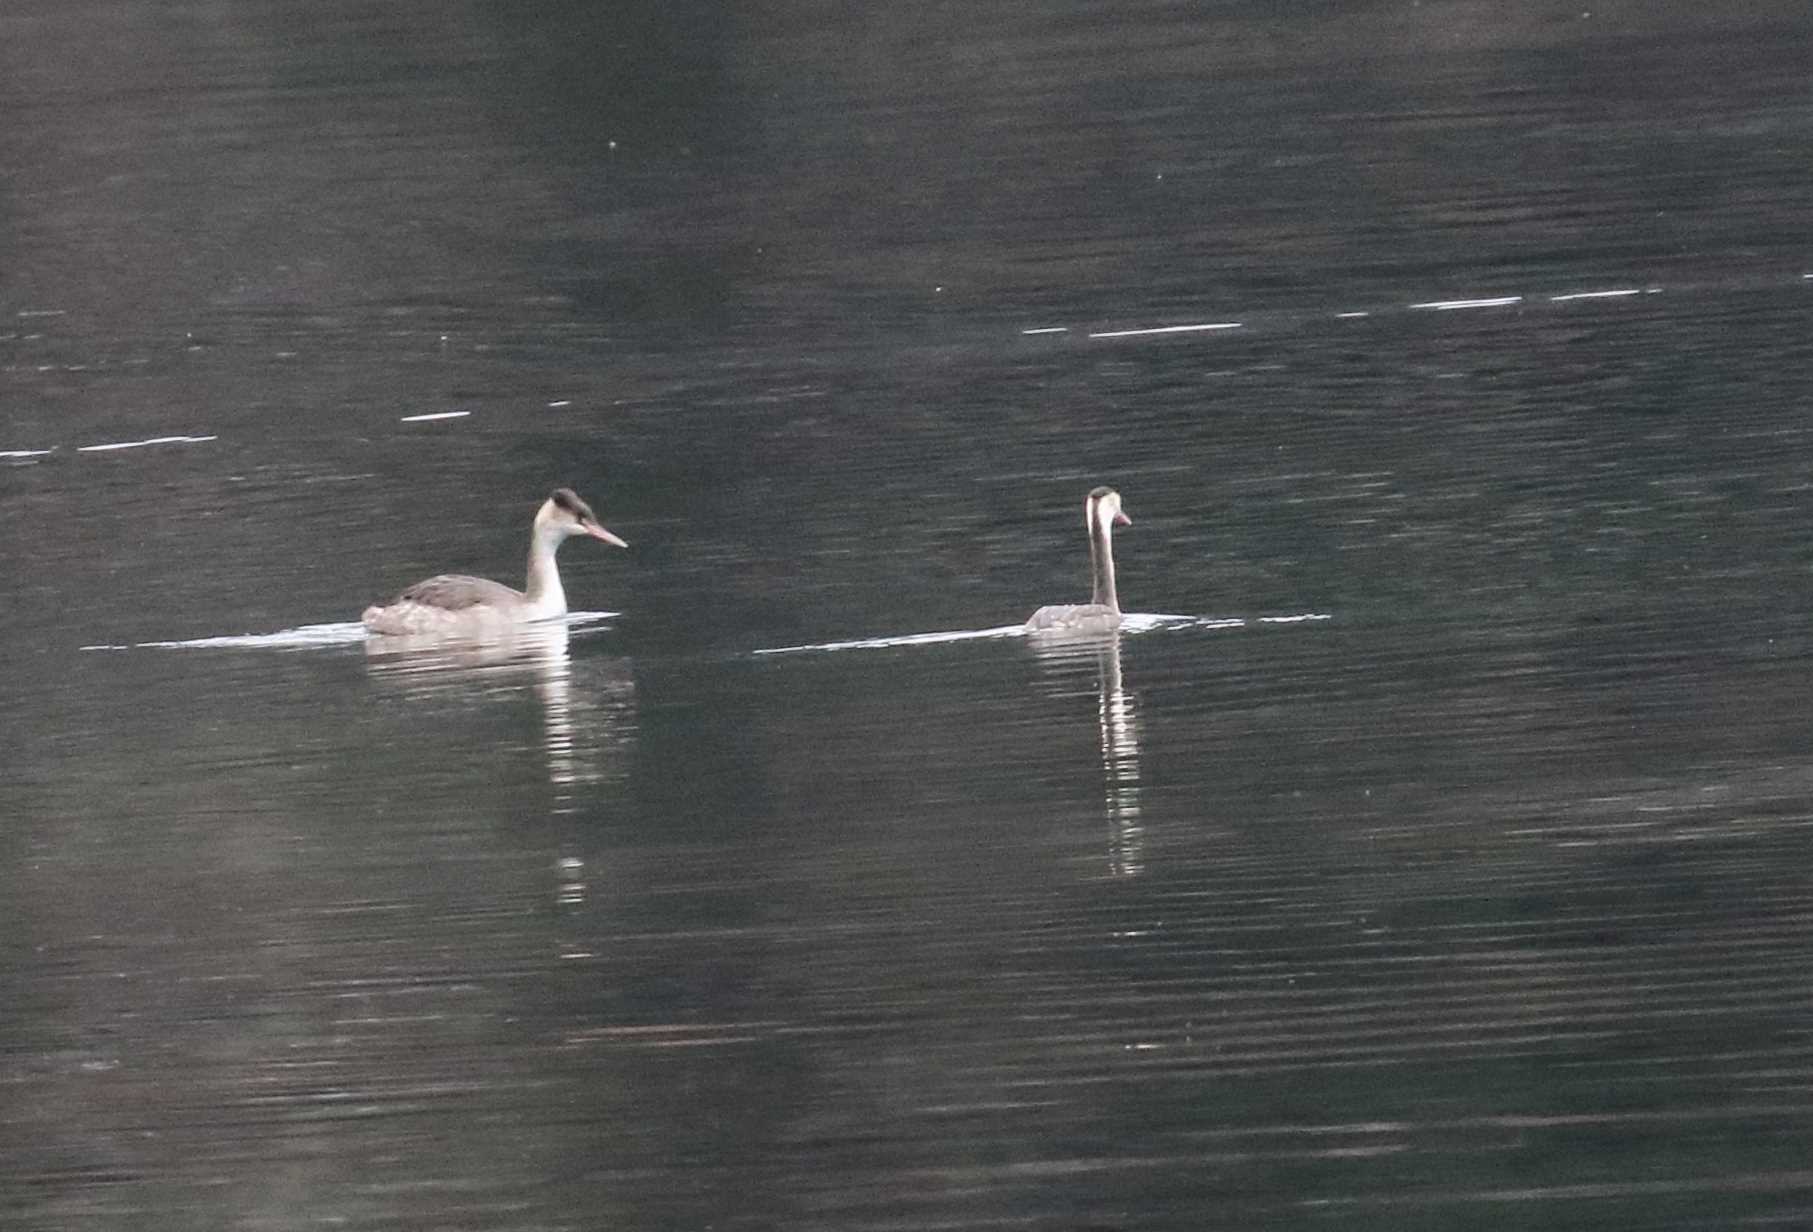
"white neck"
1089,500,1119,612
523,523,568,619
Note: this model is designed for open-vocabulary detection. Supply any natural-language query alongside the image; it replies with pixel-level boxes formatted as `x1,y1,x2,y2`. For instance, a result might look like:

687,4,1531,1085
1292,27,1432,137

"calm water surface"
6,2,1813,1229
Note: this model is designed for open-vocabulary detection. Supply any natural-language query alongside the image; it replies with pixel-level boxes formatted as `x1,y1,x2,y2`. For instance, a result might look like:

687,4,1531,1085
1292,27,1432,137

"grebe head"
539,488,629,548
1088,486,1131,531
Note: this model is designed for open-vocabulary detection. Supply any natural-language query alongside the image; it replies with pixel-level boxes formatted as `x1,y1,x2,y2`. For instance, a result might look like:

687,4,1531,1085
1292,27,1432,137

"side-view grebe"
362,488,628,636
1025,485,1131,635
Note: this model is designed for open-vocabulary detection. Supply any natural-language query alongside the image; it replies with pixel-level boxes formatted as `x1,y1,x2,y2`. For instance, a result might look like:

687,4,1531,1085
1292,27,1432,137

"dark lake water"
6,2,1813,1228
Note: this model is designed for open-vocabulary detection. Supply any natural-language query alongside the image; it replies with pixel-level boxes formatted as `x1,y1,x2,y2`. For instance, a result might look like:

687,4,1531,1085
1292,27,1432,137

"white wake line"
753,611,1331,656
81,621,373,651
756,624,1027,654
79,611,621,652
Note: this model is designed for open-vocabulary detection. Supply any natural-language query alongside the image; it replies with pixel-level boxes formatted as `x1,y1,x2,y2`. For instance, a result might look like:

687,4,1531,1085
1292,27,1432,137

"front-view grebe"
1025,486,1131,635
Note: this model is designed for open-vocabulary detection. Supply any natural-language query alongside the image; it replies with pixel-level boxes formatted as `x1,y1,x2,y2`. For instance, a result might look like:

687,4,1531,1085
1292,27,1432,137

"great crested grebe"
362,488,628,636
1025,486,1132,635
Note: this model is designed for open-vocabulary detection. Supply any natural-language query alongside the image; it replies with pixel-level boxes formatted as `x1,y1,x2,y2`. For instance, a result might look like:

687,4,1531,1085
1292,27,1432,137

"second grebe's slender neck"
1089,495,1119,613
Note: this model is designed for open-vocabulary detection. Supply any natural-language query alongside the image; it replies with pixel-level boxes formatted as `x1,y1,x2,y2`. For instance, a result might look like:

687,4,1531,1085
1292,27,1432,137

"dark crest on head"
550,488,591,518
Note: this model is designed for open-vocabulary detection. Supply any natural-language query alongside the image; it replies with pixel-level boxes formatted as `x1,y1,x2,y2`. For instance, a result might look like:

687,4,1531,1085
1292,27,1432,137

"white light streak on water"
1549,288,1643,302
76,435,218,452
1088,322,1243,340
1408,296,1524,311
